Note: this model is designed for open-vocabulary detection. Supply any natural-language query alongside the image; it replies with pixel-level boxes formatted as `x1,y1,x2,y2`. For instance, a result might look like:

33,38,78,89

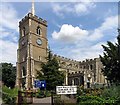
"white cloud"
52,41,105,61
100,16,117,31
119,15,120,28
74,2,95,15
0,3,19,32
51,2,96,17
0,27,10,39
51,15,118,61
52,15,117,44
0,40,17,65
0,3,19,65
51,3,72,17
63,41,106,61
89,15,118,41
52,24,89,43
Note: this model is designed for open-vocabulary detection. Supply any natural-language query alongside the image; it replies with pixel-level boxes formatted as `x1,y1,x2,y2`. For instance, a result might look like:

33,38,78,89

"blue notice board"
34,80,46,88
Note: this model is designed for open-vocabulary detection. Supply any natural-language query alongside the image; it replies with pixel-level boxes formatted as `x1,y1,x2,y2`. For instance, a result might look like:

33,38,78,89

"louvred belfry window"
37,26,41,35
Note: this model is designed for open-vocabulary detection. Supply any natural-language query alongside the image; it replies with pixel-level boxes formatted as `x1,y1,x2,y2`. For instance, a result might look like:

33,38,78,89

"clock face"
36,38,42,45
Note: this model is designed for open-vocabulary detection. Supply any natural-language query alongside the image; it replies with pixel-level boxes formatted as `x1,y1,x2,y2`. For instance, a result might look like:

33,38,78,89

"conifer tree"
36,49,65,90
100,31,120,84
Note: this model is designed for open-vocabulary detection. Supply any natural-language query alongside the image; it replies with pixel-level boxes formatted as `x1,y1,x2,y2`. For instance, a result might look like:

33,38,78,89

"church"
15,2,107,90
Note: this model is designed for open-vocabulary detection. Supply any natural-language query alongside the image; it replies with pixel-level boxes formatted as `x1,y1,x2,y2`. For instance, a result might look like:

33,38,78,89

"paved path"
33,97,51,104
61,95,77,104
31,95,76,104
0,98,2,105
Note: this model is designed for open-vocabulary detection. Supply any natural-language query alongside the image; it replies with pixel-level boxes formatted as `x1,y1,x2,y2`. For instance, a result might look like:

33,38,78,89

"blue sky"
0,1,119,65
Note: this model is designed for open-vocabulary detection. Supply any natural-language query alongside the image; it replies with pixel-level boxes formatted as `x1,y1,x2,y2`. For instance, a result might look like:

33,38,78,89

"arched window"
22,57,25,62
90,65,93,70
84,66,86,69
22,27,25,36
74,78,79,85
22,67,26,76
36,26,41,35
38,56,41,61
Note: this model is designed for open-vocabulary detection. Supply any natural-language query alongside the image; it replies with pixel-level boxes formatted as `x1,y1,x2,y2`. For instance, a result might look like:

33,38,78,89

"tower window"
84,66,86,69
22,27,26,37
22,57,25,62
36,26,41,35
22,67,26,76
38,56,41,61
90,65,93,70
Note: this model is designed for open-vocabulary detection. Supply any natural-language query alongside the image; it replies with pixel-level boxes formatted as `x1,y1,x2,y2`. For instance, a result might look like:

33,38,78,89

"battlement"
19,13,47,26
68,71,83,75
53,53,100,65
53,54,78,63
79,58,100,64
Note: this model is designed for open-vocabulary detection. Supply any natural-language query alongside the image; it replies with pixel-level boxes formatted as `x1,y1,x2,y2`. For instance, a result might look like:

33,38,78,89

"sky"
0,0,119,65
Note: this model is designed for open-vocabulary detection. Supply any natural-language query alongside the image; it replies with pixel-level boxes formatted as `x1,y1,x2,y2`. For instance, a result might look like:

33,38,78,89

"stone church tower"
16,2,48,89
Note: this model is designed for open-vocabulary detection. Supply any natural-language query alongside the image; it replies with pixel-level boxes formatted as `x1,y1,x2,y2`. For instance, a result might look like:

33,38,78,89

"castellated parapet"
53,54,80,72
19,13,47,27
53,53,100,72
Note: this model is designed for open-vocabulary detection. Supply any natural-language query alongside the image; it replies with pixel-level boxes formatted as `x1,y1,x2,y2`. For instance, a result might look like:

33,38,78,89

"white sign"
56,86,77,95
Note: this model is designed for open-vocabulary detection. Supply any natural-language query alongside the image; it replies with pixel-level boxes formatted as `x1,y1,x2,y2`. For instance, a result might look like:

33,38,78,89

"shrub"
77,85,120,105
35,89,51,98
45,90,51,97
2,92,16,104
77,95,117,105
101,85,120,104
36,89,46,98
77,96,104,103
2,85,18,104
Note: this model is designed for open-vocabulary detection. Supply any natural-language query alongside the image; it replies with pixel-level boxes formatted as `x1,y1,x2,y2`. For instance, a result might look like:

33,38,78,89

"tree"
100,35,120,84
36,50,65,91
0,63,16,88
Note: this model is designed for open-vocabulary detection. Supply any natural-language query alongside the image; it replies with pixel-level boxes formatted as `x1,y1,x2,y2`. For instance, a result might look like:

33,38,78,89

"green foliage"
77,86,103,97
35,89,51,98
77,96,105,103
36,89,45,98
36,50,65,91
2,85,18,104
2,85,18,96
77,85,120,104
100,36,120,84
45,90,51,97
2,93,16,104
101,85,120,103
0,63,16,88
77,95,118,105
